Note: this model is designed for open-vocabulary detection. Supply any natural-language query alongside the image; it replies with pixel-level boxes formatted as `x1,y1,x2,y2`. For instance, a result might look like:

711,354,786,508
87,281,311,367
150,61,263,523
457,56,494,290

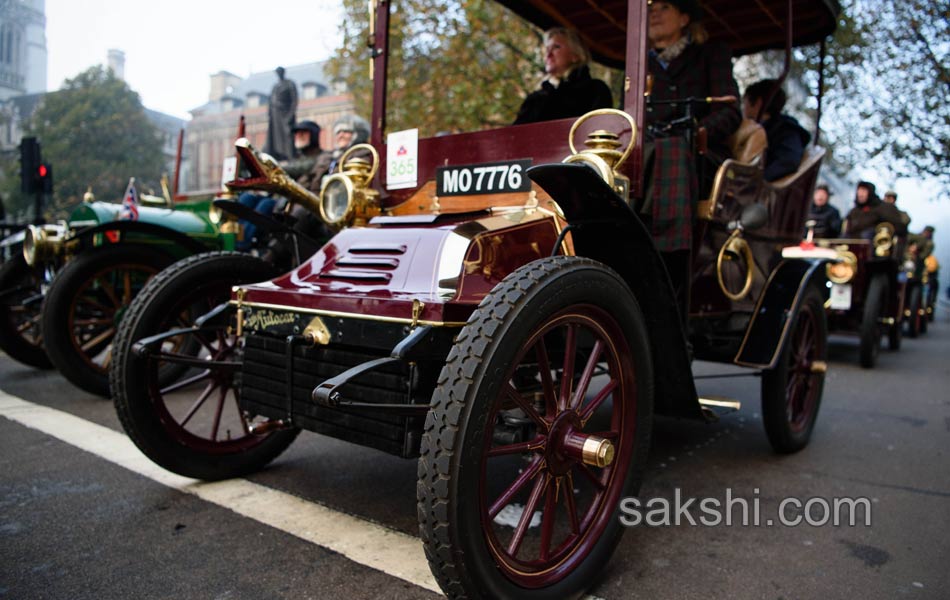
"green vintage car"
0,186,234,394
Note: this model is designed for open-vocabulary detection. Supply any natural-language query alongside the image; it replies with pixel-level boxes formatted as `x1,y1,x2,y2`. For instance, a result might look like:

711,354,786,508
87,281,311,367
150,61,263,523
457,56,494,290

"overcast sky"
45,0,343,120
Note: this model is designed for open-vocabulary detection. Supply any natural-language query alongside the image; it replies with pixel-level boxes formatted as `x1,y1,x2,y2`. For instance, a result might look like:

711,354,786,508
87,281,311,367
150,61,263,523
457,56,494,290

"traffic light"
38,163,53,194
20,137,41,194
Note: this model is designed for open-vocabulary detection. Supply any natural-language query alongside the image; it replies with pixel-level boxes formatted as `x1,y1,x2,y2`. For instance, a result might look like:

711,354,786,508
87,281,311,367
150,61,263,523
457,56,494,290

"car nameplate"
830,283,852,310
436,160,532,196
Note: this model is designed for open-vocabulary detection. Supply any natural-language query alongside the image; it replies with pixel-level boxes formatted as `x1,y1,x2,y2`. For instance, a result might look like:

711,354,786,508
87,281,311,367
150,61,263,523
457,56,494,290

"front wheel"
42,244,175,396
925,282,937,323
906,284,922,339
887,316,902,351
0,254,52,368
111,251,299,481
858,274,887,368
761,281,827,453
417,257,653,600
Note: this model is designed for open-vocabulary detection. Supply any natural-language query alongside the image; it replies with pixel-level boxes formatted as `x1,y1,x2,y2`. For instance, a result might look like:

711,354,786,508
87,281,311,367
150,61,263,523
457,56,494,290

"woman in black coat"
513,28,613,125
642,0,741,321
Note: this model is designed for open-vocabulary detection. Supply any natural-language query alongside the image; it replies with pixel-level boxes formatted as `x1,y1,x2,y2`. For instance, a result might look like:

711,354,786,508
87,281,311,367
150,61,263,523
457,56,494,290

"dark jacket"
845,195,909,238
646,40,741,160
513,65,613,125
763,114,810,181
298,151,333,194
807,203,842,238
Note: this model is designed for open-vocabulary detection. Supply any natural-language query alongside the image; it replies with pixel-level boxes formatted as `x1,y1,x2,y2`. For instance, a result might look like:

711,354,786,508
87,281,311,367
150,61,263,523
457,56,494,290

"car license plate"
436,160,532,196
830,283,852,310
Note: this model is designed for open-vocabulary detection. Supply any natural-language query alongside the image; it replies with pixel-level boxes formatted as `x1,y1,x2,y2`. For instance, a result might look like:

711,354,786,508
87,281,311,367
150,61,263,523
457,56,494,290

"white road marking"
0,391,440,594
0,390,608,600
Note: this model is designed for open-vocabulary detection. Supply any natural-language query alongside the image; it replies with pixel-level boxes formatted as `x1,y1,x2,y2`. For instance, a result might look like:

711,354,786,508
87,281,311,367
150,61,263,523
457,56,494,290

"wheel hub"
544,410,615,475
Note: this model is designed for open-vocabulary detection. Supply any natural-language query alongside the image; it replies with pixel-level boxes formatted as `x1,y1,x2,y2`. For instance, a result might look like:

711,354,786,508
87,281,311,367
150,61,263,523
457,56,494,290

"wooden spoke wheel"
0,254,52,368
418,257,653,599
42,244,174,396
761,282,827,453
112,252,299,481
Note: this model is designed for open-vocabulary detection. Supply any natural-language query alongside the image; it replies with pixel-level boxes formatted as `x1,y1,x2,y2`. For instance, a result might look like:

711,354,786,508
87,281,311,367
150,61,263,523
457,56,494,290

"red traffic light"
38,164,48,177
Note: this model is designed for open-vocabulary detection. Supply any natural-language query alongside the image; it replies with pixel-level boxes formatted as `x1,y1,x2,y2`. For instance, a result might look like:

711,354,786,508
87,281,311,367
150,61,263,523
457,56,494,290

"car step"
698,396,742,421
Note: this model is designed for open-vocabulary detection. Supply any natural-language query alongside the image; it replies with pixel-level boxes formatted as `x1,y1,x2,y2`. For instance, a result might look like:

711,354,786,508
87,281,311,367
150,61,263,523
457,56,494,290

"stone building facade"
184,61,356,192
0,0,46,101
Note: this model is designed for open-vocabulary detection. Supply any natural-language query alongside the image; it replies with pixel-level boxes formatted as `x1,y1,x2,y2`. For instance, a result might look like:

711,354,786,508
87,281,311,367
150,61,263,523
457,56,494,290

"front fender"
734,257,828,369
529,163,703,421
69,221,214,255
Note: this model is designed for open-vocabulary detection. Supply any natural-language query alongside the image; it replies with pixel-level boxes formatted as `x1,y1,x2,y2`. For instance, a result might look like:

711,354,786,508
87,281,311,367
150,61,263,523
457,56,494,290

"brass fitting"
581,436,615,468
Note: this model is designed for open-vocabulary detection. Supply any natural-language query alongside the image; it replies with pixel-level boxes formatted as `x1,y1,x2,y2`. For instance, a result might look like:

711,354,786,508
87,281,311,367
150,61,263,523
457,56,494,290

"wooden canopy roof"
496,0,840,67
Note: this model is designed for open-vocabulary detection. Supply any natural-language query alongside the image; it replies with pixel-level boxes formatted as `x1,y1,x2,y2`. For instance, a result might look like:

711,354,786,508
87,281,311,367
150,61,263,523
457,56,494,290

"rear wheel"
761,282,827,453
112,251,299,480
0,254,52,368
858,274,887,368
42,244,174,396
418,257,653,600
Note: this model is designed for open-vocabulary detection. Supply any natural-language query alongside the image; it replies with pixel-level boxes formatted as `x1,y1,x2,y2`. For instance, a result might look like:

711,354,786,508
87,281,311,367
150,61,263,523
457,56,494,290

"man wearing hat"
910,225,936,260
237,119,333,249
285,120,331,194
844,180,909,238
881,189,912,232
806,184,841,238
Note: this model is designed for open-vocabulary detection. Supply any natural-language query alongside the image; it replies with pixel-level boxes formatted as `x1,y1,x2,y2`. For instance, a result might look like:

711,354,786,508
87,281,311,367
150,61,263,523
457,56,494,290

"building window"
302,83,318,100
0,25,8,65
5,28,12,66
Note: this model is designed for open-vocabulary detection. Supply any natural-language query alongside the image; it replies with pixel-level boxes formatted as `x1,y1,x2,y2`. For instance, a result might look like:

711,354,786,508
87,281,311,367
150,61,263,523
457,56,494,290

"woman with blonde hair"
513,27,612,125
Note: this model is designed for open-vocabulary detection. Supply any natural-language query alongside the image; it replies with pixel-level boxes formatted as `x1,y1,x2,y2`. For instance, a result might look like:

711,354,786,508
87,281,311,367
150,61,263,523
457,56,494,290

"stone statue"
264,66,298,161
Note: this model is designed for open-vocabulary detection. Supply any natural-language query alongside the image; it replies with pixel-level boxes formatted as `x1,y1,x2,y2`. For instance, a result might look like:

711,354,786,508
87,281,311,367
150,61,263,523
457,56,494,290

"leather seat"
727,118,768,165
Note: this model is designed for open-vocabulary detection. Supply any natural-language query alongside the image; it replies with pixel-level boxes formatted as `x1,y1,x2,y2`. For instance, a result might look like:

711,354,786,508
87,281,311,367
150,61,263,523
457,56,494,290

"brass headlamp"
319,143,381,228
23,223,68,267
826,248,858,284
563,109,637,203
873,222,895,257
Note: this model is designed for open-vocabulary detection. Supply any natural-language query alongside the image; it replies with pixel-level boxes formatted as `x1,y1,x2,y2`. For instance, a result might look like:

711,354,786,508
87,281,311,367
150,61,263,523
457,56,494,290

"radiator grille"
239,334,425,458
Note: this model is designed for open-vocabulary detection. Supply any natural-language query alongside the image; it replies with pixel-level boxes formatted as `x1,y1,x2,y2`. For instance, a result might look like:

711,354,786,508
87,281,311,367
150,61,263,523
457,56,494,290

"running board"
698,396,742,421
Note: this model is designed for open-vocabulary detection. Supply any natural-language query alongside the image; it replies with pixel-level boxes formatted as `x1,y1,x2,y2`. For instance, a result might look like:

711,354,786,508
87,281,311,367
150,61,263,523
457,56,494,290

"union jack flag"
119,177,139,221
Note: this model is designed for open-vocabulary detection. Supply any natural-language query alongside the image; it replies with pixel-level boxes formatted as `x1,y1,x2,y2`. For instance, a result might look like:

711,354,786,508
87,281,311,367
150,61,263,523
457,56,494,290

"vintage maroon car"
112,1,839,598
808,223,906,367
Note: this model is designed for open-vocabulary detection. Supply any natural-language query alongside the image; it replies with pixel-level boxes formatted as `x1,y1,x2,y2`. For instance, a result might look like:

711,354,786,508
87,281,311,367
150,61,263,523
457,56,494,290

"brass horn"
716,230,755,301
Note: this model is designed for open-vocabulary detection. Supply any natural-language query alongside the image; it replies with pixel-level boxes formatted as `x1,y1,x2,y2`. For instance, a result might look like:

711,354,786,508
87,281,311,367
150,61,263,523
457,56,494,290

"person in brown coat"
844,181,909,238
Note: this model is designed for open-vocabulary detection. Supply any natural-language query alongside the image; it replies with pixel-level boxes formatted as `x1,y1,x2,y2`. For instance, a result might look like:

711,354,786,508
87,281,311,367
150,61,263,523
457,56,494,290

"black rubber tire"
761,281,827,454
858,274,887,368
112,251,299,480
925,283,937,323
417,256,654,600
906,284,922,339
42,244,175,396
0,254,52,368
887,312,902,351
